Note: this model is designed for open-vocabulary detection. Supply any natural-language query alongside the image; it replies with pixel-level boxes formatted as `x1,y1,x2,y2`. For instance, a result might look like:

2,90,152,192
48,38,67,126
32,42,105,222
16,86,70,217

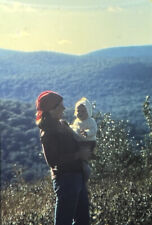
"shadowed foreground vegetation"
1,96,152,225
1,174,152,225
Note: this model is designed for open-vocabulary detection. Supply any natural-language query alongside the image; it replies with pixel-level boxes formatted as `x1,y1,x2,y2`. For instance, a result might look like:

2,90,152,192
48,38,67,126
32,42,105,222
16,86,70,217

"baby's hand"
80,129,87,137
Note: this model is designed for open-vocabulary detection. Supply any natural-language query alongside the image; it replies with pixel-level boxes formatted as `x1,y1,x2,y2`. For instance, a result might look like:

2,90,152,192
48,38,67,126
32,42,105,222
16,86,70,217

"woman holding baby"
35,90,95,225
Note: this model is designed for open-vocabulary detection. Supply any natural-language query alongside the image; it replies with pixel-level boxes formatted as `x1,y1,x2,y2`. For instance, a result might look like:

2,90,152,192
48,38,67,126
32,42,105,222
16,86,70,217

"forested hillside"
0,46,152,129
0,99,45,183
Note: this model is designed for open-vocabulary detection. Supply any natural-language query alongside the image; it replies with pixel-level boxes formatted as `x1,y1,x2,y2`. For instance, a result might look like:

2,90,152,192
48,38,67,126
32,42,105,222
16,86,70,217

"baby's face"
76,104,88,121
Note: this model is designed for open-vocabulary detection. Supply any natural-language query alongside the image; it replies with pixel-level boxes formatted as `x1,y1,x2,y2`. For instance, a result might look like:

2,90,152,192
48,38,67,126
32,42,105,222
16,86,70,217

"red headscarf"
35,90,63,121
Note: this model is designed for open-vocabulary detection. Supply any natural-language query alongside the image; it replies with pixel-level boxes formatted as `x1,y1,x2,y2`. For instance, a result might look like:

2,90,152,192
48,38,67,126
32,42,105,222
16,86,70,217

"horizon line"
0,44,152,56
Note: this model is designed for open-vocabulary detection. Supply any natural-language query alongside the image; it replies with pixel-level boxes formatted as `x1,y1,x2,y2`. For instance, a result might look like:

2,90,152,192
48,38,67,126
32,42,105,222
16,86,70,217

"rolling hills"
0,45,152,127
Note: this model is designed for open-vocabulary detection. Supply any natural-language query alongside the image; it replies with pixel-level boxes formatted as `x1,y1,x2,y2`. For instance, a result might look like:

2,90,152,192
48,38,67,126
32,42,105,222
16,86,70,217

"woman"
35,90,91,225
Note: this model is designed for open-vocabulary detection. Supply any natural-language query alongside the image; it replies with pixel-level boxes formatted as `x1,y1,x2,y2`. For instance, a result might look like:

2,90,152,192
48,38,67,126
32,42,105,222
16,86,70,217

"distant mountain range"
0,45,152,129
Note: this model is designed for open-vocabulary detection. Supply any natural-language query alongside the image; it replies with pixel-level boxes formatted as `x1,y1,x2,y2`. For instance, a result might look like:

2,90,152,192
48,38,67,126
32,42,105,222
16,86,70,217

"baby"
70,97,97,181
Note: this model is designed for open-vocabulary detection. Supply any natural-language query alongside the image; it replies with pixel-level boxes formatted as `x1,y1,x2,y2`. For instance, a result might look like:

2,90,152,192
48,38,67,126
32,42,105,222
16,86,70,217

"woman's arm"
41,130,90,167
41,131,60,167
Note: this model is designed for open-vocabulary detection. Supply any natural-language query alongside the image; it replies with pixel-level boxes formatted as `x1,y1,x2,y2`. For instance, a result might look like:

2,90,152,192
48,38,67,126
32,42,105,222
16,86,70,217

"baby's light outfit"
70,98,97,181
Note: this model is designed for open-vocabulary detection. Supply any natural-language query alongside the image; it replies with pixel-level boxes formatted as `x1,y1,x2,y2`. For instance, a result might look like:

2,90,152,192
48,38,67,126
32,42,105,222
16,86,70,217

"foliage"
89,176,152,225
1,96,152,225
91,112,143,180
1,175,152,225
141,96,152,173
143,96,152,133
0,99,48,184
1,177,55,225
87,100,152,224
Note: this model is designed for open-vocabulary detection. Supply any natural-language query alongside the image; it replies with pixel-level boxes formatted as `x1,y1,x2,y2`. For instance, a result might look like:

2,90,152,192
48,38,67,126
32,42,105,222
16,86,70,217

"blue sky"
0,0,152,54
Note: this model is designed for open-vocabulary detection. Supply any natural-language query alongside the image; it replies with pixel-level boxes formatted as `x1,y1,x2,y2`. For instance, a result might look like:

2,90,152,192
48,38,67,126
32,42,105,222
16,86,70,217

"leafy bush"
1,178,55,225
88,97,152,224
142,96,152,173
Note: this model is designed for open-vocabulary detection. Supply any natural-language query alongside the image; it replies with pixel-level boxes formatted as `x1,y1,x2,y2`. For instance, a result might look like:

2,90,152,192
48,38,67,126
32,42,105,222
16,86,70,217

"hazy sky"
0,0,152,54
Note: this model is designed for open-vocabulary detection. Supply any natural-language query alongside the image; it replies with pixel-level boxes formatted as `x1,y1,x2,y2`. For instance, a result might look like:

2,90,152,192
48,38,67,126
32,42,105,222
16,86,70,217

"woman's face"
49,101,65,119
